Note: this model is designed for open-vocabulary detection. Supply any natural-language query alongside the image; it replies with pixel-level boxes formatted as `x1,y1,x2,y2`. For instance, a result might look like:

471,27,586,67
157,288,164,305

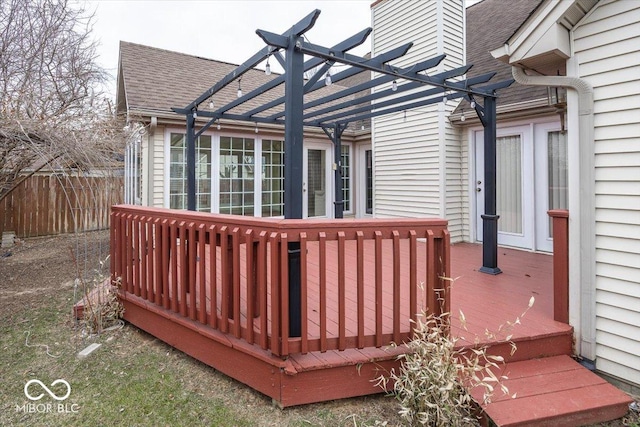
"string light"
237,78,243,98
470,100,476,109
442,91,448,104
265,55,271,75
325,70,332,86
209,98,214,109
391,80,398,91
254,123,259,133
192,109,198,119
216,120,221,130
460,109,466,122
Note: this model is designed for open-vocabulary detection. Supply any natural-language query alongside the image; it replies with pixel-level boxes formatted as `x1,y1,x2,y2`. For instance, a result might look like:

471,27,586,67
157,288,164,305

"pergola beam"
184,9,321,112
308,72,498,126
265,55,448,121
296,41,498,99
303,67,497,124
242,41,413,118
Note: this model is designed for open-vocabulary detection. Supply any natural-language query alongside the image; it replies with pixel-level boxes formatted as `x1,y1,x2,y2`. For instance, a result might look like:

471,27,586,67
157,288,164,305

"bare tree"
0,0,128,202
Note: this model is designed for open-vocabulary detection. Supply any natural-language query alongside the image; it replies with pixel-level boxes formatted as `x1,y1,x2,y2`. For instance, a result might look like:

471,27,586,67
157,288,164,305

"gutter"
511,66,597,362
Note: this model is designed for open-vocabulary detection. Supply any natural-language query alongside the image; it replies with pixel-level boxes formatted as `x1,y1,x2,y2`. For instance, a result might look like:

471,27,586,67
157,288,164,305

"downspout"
511,66,596,362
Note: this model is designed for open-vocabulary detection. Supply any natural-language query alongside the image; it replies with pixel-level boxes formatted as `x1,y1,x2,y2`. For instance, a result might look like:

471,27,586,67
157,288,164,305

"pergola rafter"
172,9,513,335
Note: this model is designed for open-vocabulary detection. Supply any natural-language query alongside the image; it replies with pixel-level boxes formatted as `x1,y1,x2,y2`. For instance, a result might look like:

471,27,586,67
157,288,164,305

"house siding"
151,126,166,208
371,0,465,241
573,0,640,385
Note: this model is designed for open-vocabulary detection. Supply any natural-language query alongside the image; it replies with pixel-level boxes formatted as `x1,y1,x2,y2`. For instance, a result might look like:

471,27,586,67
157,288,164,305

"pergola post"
186,112,196,211
479,95,501,274
283,33,305,337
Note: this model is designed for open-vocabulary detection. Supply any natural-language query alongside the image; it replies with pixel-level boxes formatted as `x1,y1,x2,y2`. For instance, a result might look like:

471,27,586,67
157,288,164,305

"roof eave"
493,0,597,72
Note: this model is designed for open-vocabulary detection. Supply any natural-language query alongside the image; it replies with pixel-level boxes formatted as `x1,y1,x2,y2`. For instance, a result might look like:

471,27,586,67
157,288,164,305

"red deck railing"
110,205,450,357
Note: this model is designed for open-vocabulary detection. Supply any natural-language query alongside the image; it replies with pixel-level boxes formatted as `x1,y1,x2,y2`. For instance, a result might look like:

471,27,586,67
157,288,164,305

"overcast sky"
80,0,373,96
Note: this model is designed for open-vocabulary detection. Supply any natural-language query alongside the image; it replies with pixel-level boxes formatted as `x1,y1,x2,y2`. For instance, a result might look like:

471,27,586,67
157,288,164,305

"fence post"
548,210,569,324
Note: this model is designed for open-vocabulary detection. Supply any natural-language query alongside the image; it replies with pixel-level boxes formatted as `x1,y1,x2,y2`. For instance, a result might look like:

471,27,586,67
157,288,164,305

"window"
547,131,568,236
261,139,284,217
219,136,255,215
169,133,212,211
124,138,142,205
496,135,523,234
341,144,351,212
365,149,373,214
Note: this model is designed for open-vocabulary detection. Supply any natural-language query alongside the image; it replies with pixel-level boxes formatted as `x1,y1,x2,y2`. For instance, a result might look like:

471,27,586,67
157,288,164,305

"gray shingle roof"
117,41,367,129
464,0,548,109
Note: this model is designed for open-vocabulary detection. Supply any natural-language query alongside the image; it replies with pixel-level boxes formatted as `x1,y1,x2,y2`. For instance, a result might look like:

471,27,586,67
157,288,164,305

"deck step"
470,355,633,426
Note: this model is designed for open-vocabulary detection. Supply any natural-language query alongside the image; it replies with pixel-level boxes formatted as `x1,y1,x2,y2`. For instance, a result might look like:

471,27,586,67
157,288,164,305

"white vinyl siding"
371,0,465,242
151,127,165,207
573,0,640,386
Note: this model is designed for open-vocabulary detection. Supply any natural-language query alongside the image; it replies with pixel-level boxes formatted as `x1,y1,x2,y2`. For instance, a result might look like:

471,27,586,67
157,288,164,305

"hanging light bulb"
470,100,476,109
392,80,398,92
265,55,271,75
254,123,259,134
216,120,221,130
442,92,448,104
325,70,332,86
192,109,198,119
237,78,242,98
460,110,466,122
209,98,214,109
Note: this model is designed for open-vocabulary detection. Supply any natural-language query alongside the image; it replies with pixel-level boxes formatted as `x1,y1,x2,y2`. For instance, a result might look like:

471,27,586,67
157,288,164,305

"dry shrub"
376,296,535,426
81,278,124,334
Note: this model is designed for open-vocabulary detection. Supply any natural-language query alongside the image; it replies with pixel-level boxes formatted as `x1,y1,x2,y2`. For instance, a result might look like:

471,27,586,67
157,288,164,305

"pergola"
173,9,513,335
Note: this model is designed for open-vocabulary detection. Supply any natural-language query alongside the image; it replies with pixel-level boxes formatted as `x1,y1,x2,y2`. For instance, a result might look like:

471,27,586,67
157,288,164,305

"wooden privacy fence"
0,174,124,238
111,205,451,357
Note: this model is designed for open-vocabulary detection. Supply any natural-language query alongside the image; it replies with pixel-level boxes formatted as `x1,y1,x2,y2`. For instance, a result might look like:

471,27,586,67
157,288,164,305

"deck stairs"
466,327,633,426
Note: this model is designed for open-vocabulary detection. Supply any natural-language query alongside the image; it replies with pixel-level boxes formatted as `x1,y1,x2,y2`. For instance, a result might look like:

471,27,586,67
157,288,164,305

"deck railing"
111,205,450,357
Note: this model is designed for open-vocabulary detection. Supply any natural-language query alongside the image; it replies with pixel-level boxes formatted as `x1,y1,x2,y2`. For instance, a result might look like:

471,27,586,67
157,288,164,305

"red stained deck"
108,206,631,424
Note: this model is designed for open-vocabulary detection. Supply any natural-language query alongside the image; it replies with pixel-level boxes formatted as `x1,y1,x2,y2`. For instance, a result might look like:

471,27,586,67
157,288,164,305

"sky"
79,0,374,97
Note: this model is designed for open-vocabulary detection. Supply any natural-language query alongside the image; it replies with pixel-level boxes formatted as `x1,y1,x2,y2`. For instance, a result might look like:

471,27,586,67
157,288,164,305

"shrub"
376,296,534,426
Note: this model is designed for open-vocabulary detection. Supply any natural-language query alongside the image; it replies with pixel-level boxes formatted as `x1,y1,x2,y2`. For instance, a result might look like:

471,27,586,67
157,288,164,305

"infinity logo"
24,379,71,401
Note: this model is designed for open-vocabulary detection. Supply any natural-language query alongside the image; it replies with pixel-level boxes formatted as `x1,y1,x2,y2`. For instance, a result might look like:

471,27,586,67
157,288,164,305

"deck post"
549,209,569,324
333,124,346,219
284,32,305,338
479,95,502,275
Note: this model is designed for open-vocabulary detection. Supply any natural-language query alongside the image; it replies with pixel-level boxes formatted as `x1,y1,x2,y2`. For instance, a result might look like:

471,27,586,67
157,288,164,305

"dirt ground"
1,232,637,427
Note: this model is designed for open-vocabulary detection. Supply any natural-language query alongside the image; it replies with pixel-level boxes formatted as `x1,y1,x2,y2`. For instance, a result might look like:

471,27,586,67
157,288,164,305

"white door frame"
356,143,373,218
534,122,566,252
474,124,534,249
303,143,333,219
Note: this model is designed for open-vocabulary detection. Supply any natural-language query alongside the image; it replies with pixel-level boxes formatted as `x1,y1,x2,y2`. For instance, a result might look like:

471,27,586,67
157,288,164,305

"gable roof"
117,41,282,120
462,0,549,111
116,41,370,132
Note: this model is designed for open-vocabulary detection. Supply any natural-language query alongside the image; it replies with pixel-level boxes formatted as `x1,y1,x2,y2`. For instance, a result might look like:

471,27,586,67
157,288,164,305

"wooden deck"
108,206,632,424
